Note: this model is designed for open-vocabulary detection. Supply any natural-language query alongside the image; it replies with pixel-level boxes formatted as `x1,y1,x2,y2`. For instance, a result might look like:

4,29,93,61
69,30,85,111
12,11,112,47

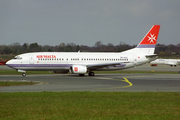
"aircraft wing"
87,62,130,70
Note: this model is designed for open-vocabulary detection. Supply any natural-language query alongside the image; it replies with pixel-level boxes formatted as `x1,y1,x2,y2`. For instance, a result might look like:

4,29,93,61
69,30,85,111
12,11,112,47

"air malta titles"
36,55,56,59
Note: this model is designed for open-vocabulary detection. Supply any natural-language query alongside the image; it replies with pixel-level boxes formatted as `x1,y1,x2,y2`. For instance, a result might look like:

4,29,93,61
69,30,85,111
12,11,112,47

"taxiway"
0,73,180,92
0,64,180,92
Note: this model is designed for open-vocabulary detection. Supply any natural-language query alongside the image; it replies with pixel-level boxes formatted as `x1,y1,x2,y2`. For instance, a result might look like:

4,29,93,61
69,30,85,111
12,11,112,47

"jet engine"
69,65,87,74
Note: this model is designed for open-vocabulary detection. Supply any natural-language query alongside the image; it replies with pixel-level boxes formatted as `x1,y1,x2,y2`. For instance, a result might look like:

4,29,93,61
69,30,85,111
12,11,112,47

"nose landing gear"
22,73,26,77
17,70,26,77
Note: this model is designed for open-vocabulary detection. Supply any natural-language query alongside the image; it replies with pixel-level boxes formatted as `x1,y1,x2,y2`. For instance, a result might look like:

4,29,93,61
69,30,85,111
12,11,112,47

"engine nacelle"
69,65,87,74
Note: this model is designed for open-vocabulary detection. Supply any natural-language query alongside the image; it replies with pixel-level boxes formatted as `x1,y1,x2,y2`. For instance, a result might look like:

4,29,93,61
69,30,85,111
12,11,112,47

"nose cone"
6,60,10,65
6,60,14,68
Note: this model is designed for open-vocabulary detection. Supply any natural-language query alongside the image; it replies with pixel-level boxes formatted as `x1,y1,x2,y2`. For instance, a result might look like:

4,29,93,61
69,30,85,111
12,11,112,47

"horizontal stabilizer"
145,54,158,58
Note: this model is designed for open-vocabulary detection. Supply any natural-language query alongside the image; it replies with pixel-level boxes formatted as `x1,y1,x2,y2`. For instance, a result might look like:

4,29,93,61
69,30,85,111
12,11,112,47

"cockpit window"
13,56,22,60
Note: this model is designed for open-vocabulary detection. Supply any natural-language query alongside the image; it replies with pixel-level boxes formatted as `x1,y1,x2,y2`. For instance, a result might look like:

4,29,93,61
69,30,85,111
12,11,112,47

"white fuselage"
150,59,180,67
6,51,154,72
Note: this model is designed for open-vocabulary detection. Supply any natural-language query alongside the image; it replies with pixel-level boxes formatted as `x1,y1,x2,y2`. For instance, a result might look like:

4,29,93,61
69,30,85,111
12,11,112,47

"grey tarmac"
0,73,180,92
0,64,180,92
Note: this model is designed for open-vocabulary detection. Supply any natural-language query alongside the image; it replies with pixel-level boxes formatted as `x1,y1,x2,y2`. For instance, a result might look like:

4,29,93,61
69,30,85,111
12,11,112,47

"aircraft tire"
89,72,95,76
22,73,26,77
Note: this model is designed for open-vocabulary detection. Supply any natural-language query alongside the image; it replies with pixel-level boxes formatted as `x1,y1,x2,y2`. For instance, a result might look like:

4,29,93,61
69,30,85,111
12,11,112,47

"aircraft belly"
8,64,70,71
19,67,69,71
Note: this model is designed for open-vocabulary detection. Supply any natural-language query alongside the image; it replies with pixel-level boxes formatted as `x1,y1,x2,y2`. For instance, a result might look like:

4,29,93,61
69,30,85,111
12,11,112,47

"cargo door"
133,55,137,66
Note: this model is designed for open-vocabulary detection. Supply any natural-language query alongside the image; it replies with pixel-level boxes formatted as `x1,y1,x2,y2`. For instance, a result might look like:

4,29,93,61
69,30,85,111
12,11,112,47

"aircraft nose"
6,60,11,64
6,60,13,68
6,60,10,65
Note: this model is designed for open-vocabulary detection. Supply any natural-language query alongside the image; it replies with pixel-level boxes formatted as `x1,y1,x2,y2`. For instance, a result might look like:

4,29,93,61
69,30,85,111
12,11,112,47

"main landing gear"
88,72,95,76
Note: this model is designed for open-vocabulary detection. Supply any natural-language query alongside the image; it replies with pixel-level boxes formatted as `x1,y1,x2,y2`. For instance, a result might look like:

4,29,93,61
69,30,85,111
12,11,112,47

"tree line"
0,41,180,58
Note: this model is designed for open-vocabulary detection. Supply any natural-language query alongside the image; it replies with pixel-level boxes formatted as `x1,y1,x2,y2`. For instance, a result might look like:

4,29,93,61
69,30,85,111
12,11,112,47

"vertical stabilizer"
136,25,160,48
122,25,160,55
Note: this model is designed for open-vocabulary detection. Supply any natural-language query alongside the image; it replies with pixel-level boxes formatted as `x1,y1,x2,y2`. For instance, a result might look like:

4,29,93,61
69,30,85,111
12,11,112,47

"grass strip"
0,70,53,75
0,81,35,87
0,92,180,119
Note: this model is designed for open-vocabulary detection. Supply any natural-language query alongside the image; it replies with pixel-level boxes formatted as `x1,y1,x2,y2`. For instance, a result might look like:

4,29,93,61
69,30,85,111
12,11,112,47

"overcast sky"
0,0,180,46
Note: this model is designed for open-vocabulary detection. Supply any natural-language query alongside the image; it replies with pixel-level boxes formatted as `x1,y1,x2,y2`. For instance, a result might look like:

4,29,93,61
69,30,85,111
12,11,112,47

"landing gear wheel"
89,72,95,76
22,73,26,77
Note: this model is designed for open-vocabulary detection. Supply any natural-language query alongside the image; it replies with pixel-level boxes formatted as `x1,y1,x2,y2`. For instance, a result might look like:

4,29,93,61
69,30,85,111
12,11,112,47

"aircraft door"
29,55,34,64
133,55,137,66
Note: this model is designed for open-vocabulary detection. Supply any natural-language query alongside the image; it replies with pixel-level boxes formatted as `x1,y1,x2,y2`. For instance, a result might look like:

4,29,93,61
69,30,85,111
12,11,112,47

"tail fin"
122,25,160,55
136,25,160,48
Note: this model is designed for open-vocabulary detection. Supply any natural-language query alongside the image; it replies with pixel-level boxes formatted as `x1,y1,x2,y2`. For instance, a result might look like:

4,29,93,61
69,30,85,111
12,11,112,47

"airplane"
6,25,160,77
150,59,180,67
